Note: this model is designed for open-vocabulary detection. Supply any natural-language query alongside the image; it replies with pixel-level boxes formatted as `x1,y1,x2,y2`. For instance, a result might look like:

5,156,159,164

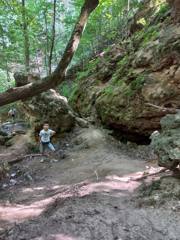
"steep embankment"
69,3,180,141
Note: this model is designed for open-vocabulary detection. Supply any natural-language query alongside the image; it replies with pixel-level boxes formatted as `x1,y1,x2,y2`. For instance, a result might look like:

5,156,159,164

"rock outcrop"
21,89,75,135
151,111,180,170
167,0,180,22
69,4,180,140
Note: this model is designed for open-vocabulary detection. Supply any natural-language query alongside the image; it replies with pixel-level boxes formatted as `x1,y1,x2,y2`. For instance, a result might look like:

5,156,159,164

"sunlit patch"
52,185,62,190
72,38,80,52
22,186,46,193
49,233,78,240
22,188,34,193
0,167,166,224
77,179,141,197
0,197,54,222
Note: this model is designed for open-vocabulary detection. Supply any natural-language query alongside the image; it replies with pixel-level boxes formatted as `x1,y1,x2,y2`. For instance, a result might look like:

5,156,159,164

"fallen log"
7,154,43,165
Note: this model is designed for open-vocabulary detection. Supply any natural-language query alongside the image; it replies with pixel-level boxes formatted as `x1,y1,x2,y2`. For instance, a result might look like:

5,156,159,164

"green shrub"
0,69,15,93
157,3,169,17
102,85,114,95
59,82,71,98
130,74,145,91
69,83,79,103
76,69,91,81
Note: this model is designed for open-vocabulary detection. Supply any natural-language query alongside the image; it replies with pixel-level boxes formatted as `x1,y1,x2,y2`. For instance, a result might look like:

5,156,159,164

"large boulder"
13,71,76,136
151,111,180,170
21,89,75,135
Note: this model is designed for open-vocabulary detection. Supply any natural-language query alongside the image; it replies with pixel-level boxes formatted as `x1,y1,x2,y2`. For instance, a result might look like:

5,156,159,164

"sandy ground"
0,126,180,240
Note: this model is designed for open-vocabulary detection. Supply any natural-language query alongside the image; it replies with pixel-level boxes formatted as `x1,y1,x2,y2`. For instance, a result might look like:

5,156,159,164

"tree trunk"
127,0,130,12
22,0,30,73
0,0,99,107
49,0,57,75
44,8,49,75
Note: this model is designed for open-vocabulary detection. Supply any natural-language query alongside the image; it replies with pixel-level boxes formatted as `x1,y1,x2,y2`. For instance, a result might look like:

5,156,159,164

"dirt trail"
0,127,180,240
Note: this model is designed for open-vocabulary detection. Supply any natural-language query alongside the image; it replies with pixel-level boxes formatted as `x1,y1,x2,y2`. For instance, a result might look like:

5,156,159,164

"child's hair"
43,122,49,126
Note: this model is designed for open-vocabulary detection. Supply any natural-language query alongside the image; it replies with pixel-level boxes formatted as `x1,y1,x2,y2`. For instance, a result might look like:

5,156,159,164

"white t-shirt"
39,129,53,143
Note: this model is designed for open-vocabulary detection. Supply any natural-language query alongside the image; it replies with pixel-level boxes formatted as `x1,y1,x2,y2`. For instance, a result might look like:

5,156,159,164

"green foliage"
0,69,14,93
130,74,145,91
74,0,133,63
144,26,159,43
111,72,145,98
0,0,168,95
157,3,169,17
123,74,145,97
139,26,160,46
69,83,79,103
58,80,80,103
102,85,114,96
59,82,72,99
111,55,131,84
0,0,138,73
76,69,91,81
117,55,130,67
76,58,99,81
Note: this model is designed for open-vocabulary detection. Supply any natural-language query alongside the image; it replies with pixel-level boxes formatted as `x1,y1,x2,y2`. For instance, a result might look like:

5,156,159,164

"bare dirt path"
0,127,180,240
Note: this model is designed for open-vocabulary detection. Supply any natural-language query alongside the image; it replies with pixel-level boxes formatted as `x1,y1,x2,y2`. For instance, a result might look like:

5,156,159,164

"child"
39,123,56,154
8,108,17,123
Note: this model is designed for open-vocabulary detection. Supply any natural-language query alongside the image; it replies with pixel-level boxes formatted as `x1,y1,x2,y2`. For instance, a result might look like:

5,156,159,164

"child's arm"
52,130,56,136
50,130,56,136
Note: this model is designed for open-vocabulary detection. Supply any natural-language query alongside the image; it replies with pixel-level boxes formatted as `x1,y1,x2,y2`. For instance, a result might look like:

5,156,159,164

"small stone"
24,173,33,181
51,159,58,163
2,183,8,188
9,179,17,186
11,173,16,177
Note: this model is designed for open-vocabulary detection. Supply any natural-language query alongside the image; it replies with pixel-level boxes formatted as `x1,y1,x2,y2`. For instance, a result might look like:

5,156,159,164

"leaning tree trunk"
22,0,30,73
0,0,99,107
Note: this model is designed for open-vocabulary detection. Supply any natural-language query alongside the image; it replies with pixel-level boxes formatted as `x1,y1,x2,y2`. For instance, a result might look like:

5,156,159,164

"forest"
0,0,180,239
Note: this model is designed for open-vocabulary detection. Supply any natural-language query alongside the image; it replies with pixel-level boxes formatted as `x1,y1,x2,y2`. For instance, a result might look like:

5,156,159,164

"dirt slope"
0,127,180,240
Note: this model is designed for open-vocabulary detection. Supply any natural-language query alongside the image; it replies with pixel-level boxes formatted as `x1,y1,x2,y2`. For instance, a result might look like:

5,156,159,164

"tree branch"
0,0,99,107
145,103,177,114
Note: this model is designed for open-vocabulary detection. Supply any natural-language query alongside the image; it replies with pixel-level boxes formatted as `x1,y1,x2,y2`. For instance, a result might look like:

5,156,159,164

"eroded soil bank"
0,126,180,240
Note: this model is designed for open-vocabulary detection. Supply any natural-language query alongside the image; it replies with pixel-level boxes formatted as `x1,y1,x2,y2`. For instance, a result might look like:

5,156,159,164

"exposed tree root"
132,168,169,181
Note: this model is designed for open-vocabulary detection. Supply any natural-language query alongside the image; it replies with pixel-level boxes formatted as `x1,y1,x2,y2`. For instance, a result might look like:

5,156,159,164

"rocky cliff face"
69,4,180,140
151,111,180,169
151,111,180,170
